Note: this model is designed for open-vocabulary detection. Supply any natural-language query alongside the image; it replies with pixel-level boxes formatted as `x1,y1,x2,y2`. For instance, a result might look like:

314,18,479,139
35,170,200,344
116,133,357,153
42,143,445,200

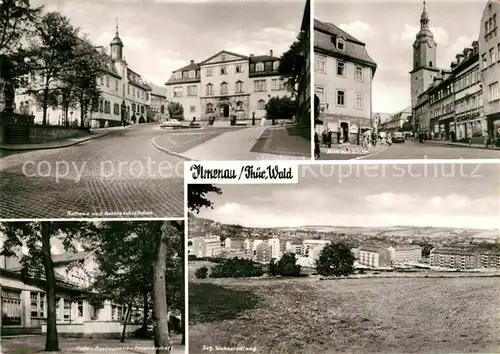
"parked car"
393,132,405,143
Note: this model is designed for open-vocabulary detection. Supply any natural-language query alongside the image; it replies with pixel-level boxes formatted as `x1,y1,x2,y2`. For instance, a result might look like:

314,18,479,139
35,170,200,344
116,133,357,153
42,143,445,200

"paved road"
0,124,185,218
321,139,500,160
153,127,246,154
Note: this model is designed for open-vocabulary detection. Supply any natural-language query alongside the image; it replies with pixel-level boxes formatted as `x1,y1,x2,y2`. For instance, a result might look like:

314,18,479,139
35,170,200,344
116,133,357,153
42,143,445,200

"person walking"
484,130,490,148
327,129,332,148
314,132,321,159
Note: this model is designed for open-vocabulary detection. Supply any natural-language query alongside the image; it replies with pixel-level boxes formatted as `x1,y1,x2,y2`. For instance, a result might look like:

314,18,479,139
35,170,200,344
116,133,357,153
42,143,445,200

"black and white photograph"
187,163,500,354
314,0,500,160
0,220,185,354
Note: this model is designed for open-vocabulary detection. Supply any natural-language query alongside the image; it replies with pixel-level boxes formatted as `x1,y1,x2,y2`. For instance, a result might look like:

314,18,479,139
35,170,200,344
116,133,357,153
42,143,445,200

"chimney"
190,60,194,64
270,49,273,57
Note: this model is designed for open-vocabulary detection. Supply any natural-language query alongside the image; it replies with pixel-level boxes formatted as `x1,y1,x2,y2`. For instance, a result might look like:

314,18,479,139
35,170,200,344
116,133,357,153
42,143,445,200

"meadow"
189,262,500,354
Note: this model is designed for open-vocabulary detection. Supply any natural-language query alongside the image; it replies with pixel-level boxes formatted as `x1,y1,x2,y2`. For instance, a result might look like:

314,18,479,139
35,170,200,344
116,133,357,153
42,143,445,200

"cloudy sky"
196,163,500,229
315,0,487,113
33,0,305,87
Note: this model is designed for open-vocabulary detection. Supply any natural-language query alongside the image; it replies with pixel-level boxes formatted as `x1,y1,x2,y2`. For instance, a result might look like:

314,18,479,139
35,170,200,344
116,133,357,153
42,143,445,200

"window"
315,86,325,103
355,66,363,81
106,76,109,87
127,85,130,95
187,85,197,96
482,53,487,69
336,90,345,106
206,103,214,113
220,82,228,94
490,48,496,64
189,70,195,78
206,67,213,76
271,79,278,91
337,61,345,77
256,62,264,72
220,66,227,75
77,301,83,317
2,289,21,325
190,105,196,113
133,87,136,97
257,99,265,110
498,43,500,61
236,64,243,73
175,72,182,80
63,299,71,320
254,79,267,92
206,83,213,95
316,55,326,73
235,81,243,93
489,82,499,101
31,292,45,318
277,79,284,90
273,61,279,70
115,79,119,90
236,101,243,110
173,86,183,97
336,38,345,51
100,76,104,85
99,99,104,113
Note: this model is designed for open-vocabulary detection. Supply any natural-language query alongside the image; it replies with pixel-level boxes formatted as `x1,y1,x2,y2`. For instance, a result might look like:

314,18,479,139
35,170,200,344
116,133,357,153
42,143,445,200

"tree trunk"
41,222,59,351
120,302,133,343
153,222,172,354
42,76,49,125
141,291,149,333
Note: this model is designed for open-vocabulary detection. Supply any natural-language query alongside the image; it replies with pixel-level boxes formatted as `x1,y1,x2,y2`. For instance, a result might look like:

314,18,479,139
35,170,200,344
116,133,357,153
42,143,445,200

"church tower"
410,1,440,109
110,19,124,61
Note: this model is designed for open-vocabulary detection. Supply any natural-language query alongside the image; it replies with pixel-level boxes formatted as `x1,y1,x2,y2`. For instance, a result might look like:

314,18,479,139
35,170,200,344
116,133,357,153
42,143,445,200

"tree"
316,243,355,277
265,96,296,125
0,221,97,352
276,253,301,277
268,259,279,277
26,12,80,125
195,266,208,279
278,29,307,95
167,101,184,120
401,119,413,132
187,184,222,214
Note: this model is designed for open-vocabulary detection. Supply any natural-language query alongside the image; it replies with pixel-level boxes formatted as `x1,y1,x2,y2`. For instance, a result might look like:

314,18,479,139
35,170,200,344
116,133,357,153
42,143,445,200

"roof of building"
149,83,167,97
391,245,422,251
249,55,278,62
314,19,377,70
360,246,388,253
431,247,478,256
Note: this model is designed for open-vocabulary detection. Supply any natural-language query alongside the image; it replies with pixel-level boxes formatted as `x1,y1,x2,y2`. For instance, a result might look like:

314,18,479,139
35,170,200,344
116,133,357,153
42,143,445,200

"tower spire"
115,18,119,36
420,0,429,29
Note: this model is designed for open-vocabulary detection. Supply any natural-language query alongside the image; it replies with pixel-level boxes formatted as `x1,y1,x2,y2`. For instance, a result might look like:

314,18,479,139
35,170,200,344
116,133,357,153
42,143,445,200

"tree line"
1,0,106,126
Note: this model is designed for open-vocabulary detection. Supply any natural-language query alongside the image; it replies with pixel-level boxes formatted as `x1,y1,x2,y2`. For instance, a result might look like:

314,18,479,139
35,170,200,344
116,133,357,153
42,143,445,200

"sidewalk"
177,126,310,160
321,142,387,156
425,139,500,150
0,131,108,151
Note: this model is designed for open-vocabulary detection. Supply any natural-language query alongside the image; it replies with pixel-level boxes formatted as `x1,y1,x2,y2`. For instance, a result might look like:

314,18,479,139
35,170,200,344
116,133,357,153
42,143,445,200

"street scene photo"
0,221,185,354
314,0,500,160
187,164,499,354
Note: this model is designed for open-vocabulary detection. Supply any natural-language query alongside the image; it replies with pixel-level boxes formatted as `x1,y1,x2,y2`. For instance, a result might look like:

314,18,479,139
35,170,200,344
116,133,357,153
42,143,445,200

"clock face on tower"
427,39,436,48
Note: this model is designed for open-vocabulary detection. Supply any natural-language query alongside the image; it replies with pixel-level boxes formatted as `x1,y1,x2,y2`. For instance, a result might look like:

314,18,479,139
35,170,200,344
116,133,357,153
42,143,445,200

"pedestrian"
371,131,377,147
322,130,327,146
419,132,424,143
314,132,320,159
327,129,332,148
484,130,490,148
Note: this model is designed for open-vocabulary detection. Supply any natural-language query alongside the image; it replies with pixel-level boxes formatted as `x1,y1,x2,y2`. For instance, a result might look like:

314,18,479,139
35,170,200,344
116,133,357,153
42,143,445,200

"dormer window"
256,62,264,72
273,61,279,70
336,37,345,51
189,70,195,78
175,72,181,80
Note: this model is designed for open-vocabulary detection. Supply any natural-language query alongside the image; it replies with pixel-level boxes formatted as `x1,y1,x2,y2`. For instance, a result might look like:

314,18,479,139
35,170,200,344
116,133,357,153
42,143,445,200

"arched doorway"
340,122,349,143
139,116,145,123
219,103,230,118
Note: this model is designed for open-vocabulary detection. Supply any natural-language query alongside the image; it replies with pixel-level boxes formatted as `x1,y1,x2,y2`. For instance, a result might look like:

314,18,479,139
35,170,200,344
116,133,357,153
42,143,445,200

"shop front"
455,110,486,143
321,114,370,145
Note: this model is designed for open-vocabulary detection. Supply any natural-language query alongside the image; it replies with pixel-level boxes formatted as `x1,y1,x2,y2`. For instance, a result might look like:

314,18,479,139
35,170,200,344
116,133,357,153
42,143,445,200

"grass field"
189,262,500,354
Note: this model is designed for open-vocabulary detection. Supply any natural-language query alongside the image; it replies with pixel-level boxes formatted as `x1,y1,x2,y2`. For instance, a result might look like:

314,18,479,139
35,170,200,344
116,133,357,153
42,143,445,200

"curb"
151,137,192,161
354,146,389,160
430,142,500,151
0,132,108,151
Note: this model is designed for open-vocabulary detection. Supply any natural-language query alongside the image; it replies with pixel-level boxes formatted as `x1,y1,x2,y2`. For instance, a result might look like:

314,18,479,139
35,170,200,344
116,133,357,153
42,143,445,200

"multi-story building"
427,70,456,140
255,242,273,263
388,245,422,264
15,25,152,128
409,2,442,131
191,236,222,258
224,238,245,251
165,49,288,124
268,237,281,260
453,42,484,142
378,106,412,133
314,19,377,143
147,83,168,122
429,247,480,270
302,239,330,256
479,0,500,138
0,249,144,337
285,241,303,255
358,246,392,268
414,91,430,134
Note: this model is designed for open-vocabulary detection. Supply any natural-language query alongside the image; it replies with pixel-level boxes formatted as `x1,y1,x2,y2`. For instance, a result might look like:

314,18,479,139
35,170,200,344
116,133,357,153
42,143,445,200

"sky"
196,163,500,229
315,0,487,113
32,0,305,87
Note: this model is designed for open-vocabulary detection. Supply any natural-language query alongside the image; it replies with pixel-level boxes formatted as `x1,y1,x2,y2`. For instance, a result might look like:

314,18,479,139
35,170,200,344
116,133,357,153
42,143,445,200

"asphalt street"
319,139,500,160
0,124,185,218
152,126,245,154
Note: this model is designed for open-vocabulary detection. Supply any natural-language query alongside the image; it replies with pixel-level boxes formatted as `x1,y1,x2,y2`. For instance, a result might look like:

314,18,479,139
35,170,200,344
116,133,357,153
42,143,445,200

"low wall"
1,326,42,337
29,125,90,144
42,321,142,339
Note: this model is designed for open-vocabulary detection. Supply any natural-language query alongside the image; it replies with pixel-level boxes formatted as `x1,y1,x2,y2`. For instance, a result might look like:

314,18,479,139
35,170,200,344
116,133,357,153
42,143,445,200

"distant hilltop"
188,214,499,246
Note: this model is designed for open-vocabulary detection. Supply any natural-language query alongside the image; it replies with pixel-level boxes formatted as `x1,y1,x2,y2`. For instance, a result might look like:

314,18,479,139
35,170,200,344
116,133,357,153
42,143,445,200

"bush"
195,266,209,279
277,253,301,277
210,257,264,278
268,259,279,277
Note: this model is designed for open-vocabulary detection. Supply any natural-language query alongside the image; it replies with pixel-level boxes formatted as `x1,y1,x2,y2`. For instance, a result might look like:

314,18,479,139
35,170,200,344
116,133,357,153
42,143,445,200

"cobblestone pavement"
153,127,246,154
0,124,185,218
